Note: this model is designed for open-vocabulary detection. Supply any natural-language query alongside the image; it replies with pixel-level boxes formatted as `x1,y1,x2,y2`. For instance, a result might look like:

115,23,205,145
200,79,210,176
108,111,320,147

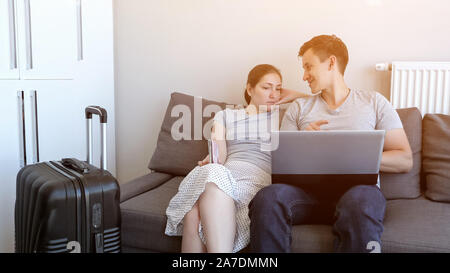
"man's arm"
380,128,413,173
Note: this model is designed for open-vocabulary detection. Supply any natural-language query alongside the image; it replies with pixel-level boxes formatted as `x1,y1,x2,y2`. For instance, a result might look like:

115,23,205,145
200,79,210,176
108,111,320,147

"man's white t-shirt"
280,89,404,188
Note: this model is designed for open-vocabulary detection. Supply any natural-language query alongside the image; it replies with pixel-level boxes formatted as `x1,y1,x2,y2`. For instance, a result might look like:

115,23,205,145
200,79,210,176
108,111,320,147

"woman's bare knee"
203,182,232,200
204,182,219,192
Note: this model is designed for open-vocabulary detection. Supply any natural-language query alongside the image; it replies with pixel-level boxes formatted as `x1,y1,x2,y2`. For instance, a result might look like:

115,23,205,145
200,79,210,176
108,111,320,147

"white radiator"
377,62,450,116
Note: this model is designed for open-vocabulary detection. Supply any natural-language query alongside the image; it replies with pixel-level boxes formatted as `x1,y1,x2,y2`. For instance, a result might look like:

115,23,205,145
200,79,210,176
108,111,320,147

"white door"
0,83,23,253
0,0,20,80
0,0,115,252
15,0,78,80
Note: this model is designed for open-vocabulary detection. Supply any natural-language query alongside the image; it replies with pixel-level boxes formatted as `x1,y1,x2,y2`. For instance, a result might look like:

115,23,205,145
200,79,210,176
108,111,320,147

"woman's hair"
245,64,282,104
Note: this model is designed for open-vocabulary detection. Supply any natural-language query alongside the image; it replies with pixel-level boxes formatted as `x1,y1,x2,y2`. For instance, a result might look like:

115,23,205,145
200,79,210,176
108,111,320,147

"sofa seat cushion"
381,196,450,252
121,177,450,253
291,225,335,253
290,196,450,253
120,176,183,252
120,172,173,203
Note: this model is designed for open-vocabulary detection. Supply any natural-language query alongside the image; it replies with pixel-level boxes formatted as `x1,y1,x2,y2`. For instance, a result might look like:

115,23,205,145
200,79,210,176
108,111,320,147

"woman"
165,64,307,253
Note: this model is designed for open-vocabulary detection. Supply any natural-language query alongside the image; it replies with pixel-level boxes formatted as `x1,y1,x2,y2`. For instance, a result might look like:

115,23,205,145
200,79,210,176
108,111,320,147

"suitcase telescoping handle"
85,106,107,170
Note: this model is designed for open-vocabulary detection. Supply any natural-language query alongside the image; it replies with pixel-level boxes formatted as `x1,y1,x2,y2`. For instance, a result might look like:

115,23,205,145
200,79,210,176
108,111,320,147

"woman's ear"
246,83,252,98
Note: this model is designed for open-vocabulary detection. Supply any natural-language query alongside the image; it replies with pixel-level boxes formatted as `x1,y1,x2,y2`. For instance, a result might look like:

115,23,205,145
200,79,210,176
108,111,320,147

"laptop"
270,130,385,192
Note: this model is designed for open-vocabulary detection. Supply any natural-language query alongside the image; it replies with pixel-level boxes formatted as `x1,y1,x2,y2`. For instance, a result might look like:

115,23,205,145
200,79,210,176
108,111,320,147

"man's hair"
298,34,349,75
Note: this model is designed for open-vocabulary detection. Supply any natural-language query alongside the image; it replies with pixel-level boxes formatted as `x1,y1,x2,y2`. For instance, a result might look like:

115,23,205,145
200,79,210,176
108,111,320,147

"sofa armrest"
120,172,173,203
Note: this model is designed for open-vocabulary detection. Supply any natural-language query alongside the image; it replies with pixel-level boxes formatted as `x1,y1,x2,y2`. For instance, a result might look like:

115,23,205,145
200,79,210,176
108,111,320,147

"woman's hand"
198,155,210,166
276,88,310,105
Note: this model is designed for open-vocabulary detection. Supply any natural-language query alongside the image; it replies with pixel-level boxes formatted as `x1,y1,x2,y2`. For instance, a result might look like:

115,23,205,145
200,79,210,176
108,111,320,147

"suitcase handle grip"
85,106,107,123
62,158,89,174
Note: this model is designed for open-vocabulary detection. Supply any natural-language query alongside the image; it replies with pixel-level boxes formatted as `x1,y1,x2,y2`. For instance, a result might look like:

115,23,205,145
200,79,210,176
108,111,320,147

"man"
248,34,413,253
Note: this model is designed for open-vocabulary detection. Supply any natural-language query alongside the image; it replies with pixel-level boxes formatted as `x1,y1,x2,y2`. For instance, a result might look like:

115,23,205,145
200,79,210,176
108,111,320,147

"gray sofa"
119,92,450,253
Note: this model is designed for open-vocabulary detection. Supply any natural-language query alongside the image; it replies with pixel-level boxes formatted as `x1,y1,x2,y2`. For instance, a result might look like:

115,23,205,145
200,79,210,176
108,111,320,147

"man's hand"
198,155,210,166
305,120,329,131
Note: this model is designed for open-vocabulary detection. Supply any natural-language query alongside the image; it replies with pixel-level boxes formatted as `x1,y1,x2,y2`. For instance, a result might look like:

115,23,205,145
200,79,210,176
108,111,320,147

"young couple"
164,34,413,253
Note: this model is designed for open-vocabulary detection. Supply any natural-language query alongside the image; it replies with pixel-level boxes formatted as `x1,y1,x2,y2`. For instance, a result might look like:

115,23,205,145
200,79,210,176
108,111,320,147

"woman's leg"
181,201,206,253
198,182,236,253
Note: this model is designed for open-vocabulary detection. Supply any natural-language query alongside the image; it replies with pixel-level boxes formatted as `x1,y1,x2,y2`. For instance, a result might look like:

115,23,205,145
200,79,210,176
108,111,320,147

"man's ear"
328,55,337,71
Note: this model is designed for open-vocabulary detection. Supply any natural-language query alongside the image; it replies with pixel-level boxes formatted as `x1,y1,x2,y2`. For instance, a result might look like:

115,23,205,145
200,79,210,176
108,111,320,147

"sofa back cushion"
380,107,422,200
423,113,450,202
148,92,227,176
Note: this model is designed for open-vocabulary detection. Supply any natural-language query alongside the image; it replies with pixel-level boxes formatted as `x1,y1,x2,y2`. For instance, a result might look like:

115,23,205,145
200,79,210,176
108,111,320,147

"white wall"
114,0,450,184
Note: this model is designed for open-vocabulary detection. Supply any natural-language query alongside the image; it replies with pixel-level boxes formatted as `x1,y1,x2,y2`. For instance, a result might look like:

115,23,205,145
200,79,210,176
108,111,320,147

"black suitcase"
15,106,121,253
